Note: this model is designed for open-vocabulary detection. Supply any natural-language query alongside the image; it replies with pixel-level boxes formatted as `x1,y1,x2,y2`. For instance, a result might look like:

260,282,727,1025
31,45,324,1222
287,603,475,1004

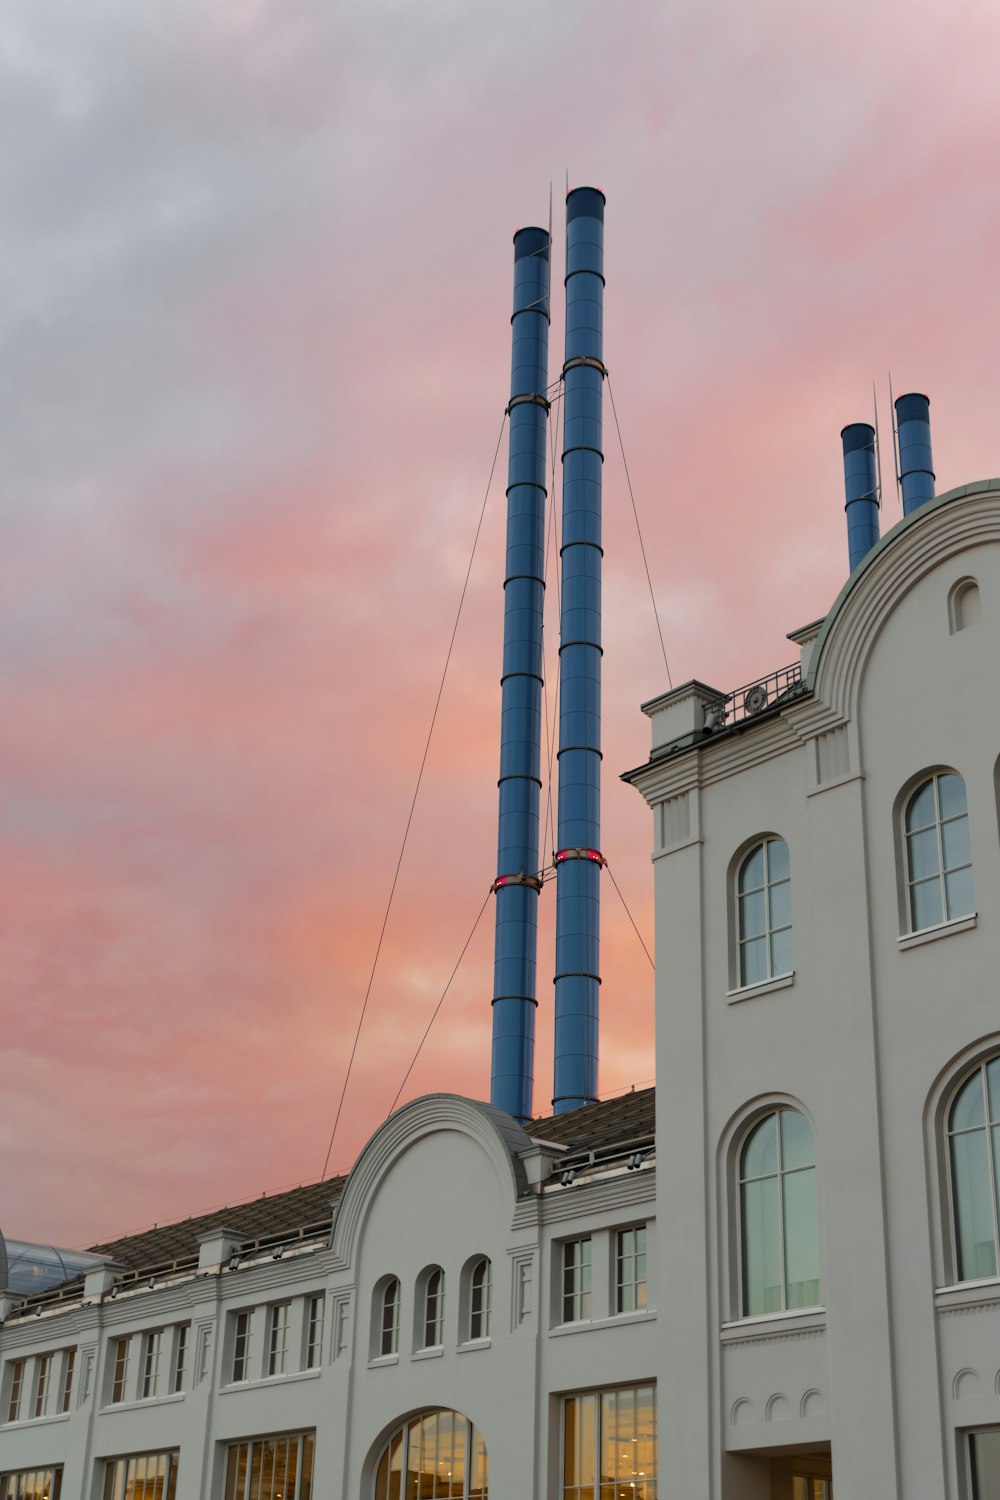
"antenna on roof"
888,369,902,509
872,381,884,509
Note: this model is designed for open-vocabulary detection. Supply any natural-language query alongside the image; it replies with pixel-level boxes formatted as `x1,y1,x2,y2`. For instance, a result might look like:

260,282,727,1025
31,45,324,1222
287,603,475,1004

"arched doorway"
373,1409,488,1499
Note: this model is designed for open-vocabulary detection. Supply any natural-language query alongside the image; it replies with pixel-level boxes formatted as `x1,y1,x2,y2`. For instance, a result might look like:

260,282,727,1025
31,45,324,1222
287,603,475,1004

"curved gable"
807,480,1000,721
329,1094,531,1270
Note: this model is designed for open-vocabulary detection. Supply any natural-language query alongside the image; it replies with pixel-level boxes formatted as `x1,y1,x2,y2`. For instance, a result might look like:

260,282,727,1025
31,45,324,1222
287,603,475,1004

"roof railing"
721,660,804,727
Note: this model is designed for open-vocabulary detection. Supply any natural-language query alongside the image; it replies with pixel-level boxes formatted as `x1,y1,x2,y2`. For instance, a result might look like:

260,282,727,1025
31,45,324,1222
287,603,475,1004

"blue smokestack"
489,225,550,1123
841,422,879,572
553,187,605,1114
895,393,935,515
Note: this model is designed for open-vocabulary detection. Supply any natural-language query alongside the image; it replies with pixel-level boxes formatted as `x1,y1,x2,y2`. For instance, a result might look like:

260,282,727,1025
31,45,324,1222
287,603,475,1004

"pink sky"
2,0,999,1247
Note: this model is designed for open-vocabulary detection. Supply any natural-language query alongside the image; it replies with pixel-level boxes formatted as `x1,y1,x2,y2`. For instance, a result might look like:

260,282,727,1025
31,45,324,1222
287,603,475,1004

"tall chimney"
895,393,935,515
489,225,550,1123
841,422,879,572
553,187,606,1114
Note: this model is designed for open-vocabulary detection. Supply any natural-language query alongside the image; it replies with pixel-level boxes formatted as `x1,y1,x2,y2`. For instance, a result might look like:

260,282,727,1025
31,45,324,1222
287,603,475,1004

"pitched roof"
529,1085,655,1155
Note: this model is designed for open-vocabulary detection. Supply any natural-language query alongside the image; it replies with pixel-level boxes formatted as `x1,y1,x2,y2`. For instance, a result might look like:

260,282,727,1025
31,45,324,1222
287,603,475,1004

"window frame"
615,1224,648,1315
6,1360,25,1424
231,1311,253,1384
223,1431,314,1500
140,1330,163,1400
737,1106,821,1318
374,1411,487,1500
0,1467,63,1500
375,1277,400,1360
946,1057,1000,1283
561,1237,592,1324
305,1294,325,1369
266,1303,291,1378
60,1348,75,1414
901,770,974,934
32,1354,51,1420
559,1382,657,1499
170,1326,187,1395
469,1257,492,1341
109,1337,130,1405
102,1451,178,1500
421,1267,445,1350
733,836,793,989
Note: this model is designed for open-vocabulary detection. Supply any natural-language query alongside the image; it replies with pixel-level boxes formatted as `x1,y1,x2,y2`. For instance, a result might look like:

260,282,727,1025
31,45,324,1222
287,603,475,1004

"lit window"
375,1411,487,1500
792,1479,832,1500
32,1354,51,1420
904,773,974,930
971,1429,1000,1498
140,1331,162,1400
561,1384,656,1499
949,1057,1000,1281
737,838,792,986
616,1226,648,1314
0,1467,63,1500
232,1312,252,1383
171,1327,187,1394
266,1304,290,1377
6,1360,25,1423
379,1278,400,1358
110,1338,130,1405
469,1258,492,1340
102,1452,177,1500
305,1295,325,1370
224,1434,314,1500
740,1108,820,1315
60,1349,75,1414
562,1238,592,1323
423,1269,445,1349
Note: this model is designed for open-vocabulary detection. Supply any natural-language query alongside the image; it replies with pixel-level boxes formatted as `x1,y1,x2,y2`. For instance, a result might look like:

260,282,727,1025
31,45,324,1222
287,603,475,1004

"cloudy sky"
3,0,998,1247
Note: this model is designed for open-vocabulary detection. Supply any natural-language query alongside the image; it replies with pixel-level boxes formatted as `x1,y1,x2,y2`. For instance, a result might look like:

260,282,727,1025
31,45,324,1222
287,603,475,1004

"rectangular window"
32,1355,51,1419
60,1349,75,1414
232,1312,253,1383
305,1296,324,1370
224,1433,314,1500
171,1326,188,1394
110,1338,130,1404
140,1330,162,1400
0,1468,63,1500
562,1384,656,1499
102,1452,178,1500
972,1430,1000,1500
562,1238,592,1323
616,1226,648,1314
6,1361,25,1423
267,1304,290,1377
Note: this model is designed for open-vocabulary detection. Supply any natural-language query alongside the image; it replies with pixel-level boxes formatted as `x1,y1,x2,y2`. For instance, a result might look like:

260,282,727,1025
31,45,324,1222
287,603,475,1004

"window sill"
412,1346,443,1362
935,1277,1000,1311
3,1411,71,1429
727,971,795,1005
898,913,977,950
720,1306,825,1342
550,1309,656,1338
101,1391,185,1414
457,1337,491,1354
219,1369,320,1393
367,1354,399,1370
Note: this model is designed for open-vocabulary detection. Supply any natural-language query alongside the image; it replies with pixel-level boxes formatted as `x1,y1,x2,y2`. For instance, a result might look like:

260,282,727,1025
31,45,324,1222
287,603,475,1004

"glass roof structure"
1,1231,107,1296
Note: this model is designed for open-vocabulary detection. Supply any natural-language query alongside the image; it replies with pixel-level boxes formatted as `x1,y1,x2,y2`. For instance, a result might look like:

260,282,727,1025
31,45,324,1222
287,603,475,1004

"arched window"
737,838,792,986
469,1258,491,1340
739,1108,820,1316
374,1410,488,1500
422,1267,444,1348
378,1278,400,1358
949,1057,1000,1281
904,773,973,931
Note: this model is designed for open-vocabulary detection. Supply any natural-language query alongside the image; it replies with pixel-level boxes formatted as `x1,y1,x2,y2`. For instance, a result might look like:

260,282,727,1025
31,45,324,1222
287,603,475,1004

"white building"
6,469,1000,1499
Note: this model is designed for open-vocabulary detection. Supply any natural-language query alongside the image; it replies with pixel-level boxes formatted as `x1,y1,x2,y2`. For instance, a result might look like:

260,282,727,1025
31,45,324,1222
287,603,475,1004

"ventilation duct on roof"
841,421,880,573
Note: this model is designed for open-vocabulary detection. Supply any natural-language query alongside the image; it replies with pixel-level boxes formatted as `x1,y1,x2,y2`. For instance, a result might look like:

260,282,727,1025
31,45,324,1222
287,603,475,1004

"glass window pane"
780,1110,815,1170
766,839,789,881
770,926,793,978
769,879,791,930
972,1430,1000,1500
910,877,943,931
987,1060,1000,1123
739,890,766,940
907,827,940,881
945,864,975,921
906,780,936,831
783,1166,821,1308
742,1175,781,1314
941,815,971,871
739,846,765,892
742,1114,777,1180
741,937,767,986
952,1071,986,1132
938,773,968,819
952,1128,998,1280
